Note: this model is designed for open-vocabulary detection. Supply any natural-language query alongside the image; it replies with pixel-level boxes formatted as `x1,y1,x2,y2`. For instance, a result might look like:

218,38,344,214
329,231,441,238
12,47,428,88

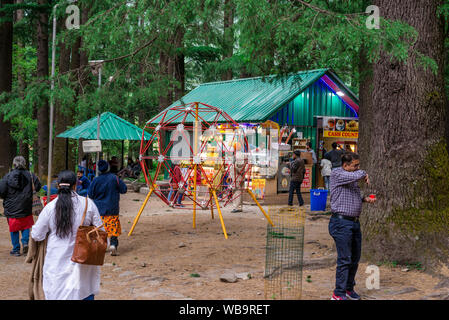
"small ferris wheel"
128,102,274,239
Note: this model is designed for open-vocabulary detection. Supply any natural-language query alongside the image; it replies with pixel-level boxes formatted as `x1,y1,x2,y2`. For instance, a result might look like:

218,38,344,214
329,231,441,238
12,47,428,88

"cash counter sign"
323,117,359,138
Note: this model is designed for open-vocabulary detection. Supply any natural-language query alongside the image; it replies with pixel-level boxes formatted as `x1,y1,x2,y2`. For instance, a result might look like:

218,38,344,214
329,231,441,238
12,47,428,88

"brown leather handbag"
71,197,108,266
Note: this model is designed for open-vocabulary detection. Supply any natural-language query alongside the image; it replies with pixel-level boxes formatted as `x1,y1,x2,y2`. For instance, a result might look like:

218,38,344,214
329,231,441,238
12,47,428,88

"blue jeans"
168,187,183,204
10,228,30,252
328,216,362,296
83,294,95,300
288,181,304,206
324,176,330,190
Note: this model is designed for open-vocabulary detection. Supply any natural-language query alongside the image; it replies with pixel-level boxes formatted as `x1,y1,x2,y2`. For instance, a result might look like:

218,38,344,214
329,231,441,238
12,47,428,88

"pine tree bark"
53,3,90,174
174,26,185,101
0,0,17,176
52,18,72,175
159,49,172,110
36,0,49,179
15,0,29,168
221,0,234,81
359,0,449,268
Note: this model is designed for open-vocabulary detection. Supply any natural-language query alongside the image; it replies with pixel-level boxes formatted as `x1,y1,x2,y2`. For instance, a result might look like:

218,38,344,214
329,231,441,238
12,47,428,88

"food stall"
157,68,360,199
315,116,359,187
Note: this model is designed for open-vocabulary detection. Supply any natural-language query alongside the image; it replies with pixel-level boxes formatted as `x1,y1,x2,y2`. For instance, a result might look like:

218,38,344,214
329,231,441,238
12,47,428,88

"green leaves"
4,0,443,154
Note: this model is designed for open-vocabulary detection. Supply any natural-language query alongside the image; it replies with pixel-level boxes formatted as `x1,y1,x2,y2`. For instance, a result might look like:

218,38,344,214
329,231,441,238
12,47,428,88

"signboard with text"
82,140,102,153
301,166,312,190
322,117,359,139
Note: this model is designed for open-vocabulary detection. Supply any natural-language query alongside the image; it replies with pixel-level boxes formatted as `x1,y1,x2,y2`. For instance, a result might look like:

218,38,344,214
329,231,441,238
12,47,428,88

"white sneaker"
110,245,118,256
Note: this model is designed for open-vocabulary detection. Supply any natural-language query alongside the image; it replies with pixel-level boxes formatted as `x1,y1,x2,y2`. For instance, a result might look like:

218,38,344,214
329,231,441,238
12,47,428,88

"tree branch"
102,33,159,63
292,0,367,17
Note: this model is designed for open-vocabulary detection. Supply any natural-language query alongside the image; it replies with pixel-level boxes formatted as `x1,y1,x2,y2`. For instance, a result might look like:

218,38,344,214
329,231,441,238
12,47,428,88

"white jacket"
31,194,103,300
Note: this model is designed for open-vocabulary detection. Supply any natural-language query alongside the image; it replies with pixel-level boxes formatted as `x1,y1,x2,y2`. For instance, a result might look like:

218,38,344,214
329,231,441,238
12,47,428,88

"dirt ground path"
0,192,447,300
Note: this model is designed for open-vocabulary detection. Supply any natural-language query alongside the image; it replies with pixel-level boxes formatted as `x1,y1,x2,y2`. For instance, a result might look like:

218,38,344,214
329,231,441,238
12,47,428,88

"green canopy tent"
57,111,153,171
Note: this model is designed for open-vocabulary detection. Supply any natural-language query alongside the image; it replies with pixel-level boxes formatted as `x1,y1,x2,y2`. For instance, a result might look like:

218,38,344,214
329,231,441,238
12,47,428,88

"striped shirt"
330,167,366,217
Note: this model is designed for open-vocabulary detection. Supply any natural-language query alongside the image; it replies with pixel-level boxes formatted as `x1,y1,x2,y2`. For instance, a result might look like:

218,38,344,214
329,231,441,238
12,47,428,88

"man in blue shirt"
42,175,58,195
329,152,376,300
76,170,90,196
88,160,127,256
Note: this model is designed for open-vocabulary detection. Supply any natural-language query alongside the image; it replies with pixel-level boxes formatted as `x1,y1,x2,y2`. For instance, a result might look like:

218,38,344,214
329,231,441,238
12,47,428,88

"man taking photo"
328,152,376,300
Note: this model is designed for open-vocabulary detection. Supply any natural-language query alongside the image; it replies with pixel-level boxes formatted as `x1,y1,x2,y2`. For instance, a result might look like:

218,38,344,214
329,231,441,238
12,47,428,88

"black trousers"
288,180,304,206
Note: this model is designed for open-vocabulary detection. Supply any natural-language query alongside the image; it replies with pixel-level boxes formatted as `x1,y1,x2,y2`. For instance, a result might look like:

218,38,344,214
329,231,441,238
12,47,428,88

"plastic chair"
43,194,58,206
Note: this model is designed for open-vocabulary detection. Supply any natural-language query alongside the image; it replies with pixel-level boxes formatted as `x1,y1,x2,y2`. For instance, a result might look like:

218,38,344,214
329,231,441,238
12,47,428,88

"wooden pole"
193,102,199,229
65,138,69,170
247,188,275,227
209,189,214,220
212,189,228,239
128,187,154,236
121,140,125,169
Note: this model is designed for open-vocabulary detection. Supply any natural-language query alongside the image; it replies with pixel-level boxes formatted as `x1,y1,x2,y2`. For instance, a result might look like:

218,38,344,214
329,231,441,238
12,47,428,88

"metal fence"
264,206,306,300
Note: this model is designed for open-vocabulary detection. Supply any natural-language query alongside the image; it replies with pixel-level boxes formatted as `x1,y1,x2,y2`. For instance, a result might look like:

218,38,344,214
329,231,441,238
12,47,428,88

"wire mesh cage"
264,206,306,300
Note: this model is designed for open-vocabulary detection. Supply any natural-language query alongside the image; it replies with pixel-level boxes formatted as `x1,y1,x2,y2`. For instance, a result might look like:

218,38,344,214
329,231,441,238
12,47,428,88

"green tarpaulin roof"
150,68,331,124
57,112,152,140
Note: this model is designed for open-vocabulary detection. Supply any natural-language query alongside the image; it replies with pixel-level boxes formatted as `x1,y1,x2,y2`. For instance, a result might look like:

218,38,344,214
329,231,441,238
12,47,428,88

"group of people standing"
0,156,128,300
1,145,374,301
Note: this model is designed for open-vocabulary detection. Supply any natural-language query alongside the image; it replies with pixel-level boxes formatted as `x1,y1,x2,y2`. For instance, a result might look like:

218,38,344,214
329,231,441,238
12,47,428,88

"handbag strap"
80,196,105,234
80,196,89,226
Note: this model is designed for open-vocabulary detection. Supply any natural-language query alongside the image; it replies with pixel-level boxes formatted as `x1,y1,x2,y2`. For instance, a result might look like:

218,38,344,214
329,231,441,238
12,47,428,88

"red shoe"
331,293,348,300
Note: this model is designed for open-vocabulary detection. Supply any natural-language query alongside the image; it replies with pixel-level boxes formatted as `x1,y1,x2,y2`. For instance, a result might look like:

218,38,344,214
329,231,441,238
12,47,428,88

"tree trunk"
36,0,49,179
174,26,185,101
221,0,234,81
159,49,172,110
14,0,29,168
360,0,449,269
15,0,26,95
52,18,72,175
53,2,90,174
0,0,17,176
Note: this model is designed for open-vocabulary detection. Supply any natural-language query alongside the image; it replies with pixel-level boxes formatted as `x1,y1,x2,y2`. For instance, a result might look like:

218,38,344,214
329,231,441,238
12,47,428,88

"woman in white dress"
31,170,104,300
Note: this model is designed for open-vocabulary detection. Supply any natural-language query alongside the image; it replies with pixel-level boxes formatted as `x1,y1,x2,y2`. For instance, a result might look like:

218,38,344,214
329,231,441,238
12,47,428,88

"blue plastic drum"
310,189,328,211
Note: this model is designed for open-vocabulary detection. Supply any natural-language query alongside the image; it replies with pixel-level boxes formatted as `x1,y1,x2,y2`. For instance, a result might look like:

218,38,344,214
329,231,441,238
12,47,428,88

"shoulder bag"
71,197,108,266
